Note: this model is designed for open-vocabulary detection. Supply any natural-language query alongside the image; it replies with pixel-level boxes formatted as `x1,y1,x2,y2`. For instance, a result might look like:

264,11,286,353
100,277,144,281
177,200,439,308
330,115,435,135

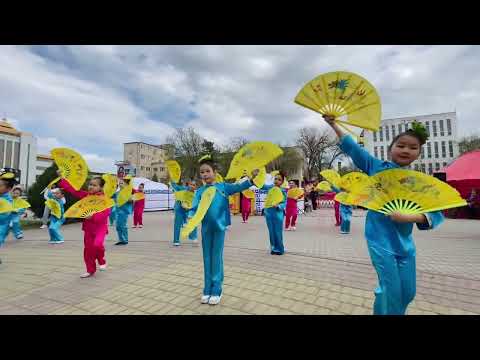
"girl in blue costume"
0,170,17,265
109,192,117,227
188,156,259,305
10,187,27,240
262,172,287,255
323,115,444,315
331,185,353,235
46,188,66,244
114,178,133,246
171,180,198,246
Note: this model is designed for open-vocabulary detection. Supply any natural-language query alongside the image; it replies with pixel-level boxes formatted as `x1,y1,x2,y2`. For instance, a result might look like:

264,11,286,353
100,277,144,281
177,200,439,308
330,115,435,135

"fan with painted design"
264,187,285,208
50,148,89,191
45,199,62,218
342,169,467,215
64,195,114,219
166,160,181,184
181,186,216,239
102,174,118,198
295,71,381,135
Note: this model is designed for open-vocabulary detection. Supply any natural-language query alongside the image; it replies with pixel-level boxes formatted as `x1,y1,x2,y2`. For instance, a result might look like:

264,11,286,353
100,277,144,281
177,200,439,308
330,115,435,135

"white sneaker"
191,239,198,244
40,225,47,229
80,273,93,278
292,227,297,231
208,295,222,305
99,264,107,271
201,295,210,304
132,226,137,228
173,243,181,246
285,228,290,231
340,231,349,234
139,225,143,228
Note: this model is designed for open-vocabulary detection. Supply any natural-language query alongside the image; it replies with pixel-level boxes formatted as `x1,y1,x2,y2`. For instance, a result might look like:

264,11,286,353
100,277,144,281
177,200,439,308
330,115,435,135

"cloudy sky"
1,45,479,172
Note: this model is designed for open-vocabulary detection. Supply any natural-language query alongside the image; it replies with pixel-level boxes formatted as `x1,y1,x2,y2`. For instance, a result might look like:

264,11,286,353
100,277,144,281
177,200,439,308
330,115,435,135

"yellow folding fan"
50,148,89,191
0,198,14,214
45,199,62,218
166,160,181,184
117,184,133,207
264,187,285,208
181,186,217,239
287,188,304,199
102,174,118,198
64,195,114,218
13,198,30,210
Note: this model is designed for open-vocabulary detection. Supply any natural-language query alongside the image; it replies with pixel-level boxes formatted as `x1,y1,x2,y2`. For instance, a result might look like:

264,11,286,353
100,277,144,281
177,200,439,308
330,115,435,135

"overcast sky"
1,45,478,172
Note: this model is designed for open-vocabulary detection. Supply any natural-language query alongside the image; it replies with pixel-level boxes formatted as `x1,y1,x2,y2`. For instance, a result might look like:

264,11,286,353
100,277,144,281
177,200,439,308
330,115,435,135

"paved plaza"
0,209,479,315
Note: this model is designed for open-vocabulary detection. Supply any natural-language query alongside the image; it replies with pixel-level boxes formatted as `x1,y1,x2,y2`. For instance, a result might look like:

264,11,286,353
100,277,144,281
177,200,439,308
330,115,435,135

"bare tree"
166,127,205,181
296,127,342,179
267,146,304,179
458,135,480,155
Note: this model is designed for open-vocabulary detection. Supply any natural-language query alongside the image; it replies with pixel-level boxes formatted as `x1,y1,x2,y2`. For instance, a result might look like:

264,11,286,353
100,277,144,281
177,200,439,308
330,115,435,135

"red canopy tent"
436,149,480,218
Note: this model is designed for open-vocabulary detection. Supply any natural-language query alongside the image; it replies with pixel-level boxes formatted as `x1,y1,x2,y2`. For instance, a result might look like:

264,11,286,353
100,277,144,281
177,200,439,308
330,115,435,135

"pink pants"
241,198,251,222
83,230,107,274
133,205,144,226
334,201,341,225
285,208,297,229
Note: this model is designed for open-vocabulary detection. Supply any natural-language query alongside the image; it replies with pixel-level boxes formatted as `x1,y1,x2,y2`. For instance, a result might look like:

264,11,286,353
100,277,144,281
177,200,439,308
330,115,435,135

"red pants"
334,201,341,225
285,208,297,229
241,197,251,222
83,230,107,274
133,205,144,226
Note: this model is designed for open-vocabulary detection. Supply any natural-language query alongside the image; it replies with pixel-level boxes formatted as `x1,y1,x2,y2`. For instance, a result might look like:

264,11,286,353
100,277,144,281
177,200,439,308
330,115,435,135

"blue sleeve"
417,211,444,230
187,189,202,218
339,135,383,175
331,185,341,194
278,193,287,211
224,180,253,196
171,182,186,192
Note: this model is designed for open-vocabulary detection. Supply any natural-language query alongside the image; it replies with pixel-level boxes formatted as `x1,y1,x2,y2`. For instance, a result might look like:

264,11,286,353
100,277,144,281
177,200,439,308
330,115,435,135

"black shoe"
270,251,275,255
115,242,127,246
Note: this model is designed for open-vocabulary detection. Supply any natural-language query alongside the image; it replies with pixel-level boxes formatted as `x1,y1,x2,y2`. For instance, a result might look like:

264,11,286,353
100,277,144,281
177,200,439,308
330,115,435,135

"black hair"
199,158,217,171
388,121,429,151
56,188,64,195
91,176,106,187
274,171,286,182
0,178,17,189
123,178,131,185
12,187,22,194
139,183,145,187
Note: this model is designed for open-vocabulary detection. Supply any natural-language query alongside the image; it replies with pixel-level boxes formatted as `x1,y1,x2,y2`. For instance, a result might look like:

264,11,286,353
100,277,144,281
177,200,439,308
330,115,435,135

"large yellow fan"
320,169,341,188
215,173,224,183
242,189,255,199
45,198,62,218
181,186,217,239
339,172,368,191
132,192,145,201
294,71,381,133
264,187,285,208
253,167,266,188
281,178,289,189
345,169,467,215
0,198,14,214
51,148,89,191
287,188,304,199
334,192,356,206
175,190,195,209
226,142,283,180
166,160,181,183
102,174,118,198
270,170,279,177
316,181,332,192
64,195,114,219
117,184,133,207
13,198,30,210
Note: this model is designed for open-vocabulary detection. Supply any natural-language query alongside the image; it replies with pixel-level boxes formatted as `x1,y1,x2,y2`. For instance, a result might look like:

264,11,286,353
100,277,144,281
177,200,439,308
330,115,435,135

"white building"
363,112,460,175
35,154,54,180
0,119,38,189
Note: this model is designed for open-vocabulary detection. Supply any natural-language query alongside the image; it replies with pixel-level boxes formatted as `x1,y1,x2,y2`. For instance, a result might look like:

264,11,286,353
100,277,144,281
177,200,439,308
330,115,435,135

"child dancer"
241,192,252,223
262,172,287,255
59,172,112,278
188,158,259,305
0,171,16,264
285,180,302,231
323,115,444,315
331,185,352,234
109,191,117,227
171,180,198,246
114,178,133,245
133,183,145,228
46,188,65,244
10,187,27,240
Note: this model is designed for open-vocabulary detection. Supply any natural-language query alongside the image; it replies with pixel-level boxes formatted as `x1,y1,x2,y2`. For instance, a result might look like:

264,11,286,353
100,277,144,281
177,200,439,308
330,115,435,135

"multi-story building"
35,154,54,181
363,112,459,175
122,142,170,180
0,119,37,189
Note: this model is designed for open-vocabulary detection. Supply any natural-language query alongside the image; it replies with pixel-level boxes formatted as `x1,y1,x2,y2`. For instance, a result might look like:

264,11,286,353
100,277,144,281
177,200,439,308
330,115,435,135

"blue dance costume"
189,180,252,297
339,135,444,315
115,190,133,244
10,207,25,239
332,185,352,234
171,183,197,244
262,184,287,255
0,192,14,246
46,191,65,243
109,192,118,226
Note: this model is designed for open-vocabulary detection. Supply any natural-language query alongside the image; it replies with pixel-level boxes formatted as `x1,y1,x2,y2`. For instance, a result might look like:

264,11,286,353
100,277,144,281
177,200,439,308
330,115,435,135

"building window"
398,124,402,135
441,141,446,158
432,120,437,137
385,126,390,141
146,167,150,171
434,142,439,158
443,162,447,167
427,142,432,158
141,166,144,170
447,118,452,136
391,124,396,138
160,167,165,172
421,147,425,159
421,164,426,173
373,131,377,142
36,166,48,171
425,121,430,136
13,142,20,169
428,163,433,174
439,119,444,136
435,163,440,171
448,141,454,158
414,163,419,171
141,154,145,159
153,168,158,172
0,139,4,168
380,146,385,161
5,141,12,167
374,146,378,158
379,127,384,142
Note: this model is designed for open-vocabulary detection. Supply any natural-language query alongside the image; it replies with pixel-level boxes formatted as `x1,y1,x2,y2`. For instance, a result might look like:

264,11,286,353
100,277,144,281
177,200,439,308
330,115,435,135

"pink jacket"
59,179,111,234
